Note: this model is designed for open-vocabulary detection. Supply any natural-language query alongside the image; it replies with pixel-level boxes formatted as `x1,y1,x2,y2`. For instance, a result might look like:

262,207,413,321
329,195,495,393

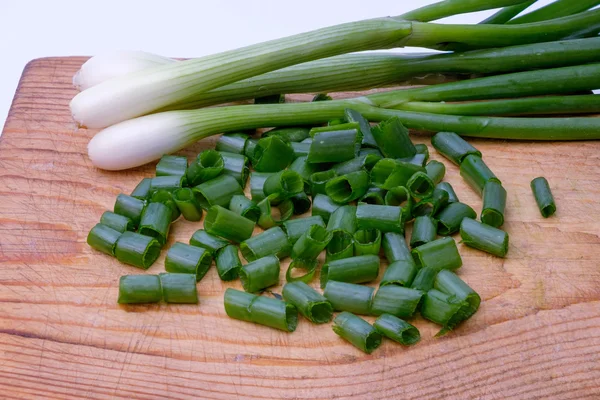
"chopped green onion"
224,288,254,322
312,194,342,223
332,153,382,176
310,170,337,197
228,194,261,223
248,294,298,332
257,195,294,229
308,127,361,164
436,202,477,235
290,192,312,215
384,186,411,208
410,266,439,292
370,285,423,318
87,223,121,256
149,190,180,221
291,224,333,260
282,281,333,324
149,175,185,194
263,127,310,142
249,171,271,202
431,132,481,166
264,170,304,202
159,273,198,304
531,177,556,218
165,242,212,281
239,255,281,293
371,159,425,190
189,229,229,255
324,281,374,315
186,150,224,187
156,155,188,184
286,258,318,283
360,186,387,205
411,188,449,217
253,136,294,172
481,181,507,228
420,289,464,336
240,226,291,262
205,205,256,243
115,231,162,269
100,211,133,233
282,216,326,245
411,237,462,271
381,260,418,287
398,153,427,167
326,205,357,234
425,160,445,185
138,202,171,246
374,314,420,346
118,275,162,304
345,108,378,148
435,269,480,320
216,133,249,154
382,232,412,263
215,244,242,281
410,216,437,248
131,178,152,200
325,230,355,262
371,117,416,159
320,255,379,288
356,204,404,234
173,188,203,222
353,228,382,256
332,312,382,354
220,151,250,186
114,193,146,227
414,143,429,162
325,170,370,204
291,142,310,158
289,156,321,184
407,171,435,200
460,217,509,258
244,138,258,160
460,155,501,196
193,174,243,209
436,182,459,204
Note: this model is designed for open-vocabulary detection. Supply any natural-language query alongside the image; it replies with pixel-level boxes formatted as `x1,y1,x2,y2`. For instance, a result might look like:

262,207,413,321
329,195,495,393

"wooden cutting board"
1,57,599,400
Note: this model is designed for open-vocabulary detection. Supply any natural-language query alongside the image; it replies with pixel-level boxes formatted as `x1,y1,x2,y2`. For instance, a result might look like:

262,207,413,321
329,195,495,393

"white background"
0,0,555,126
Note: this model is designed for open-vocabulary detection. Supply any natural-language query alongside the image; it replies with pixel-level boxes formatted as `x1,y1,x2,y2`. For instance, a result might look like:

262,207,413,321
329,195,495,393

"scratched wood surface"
1,57,600,400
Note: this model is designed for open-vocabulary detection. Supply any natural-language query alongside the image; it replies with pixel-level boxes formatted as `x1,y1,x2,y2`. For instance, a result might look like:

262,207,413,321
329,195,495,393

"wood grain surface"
1,57,599,400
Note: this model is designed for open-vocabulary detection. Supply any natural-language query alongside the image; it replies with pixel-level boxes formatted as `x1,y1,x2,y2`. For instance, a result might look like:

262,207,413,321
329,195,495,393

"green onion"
228,195,261,223
239,255,280,293
248,294,298,332
257,195,294,229
436,202,477,235
312,194,342,223
374,314,420,346
323,281,374,315
371,159,425,190
345,109,378,148
224,288,255,323
326,205,358,235
215,244,242,281
100,211,133,233
325,170,370,204
156,154,188,183
479,0,537,24
159,273,198,304
189,229,229,255
186,150,224,187
282,216,326,245
308,126,362,164
205,205,256,243
286,258,318,283
138,202,171,246
320,255,379,288
249,171,271,202
289,156,320,185
381,260,418,287
291,142,310,158
353,229,382,256
131,178,152,200
220,151,250,186
325,231,355,262
399,0,533,22
508,0,600,25
410,216,437,248
425,160,445,186
435,270,480,320
411,188,449,217
360,187,387,205
114,194,146,227
173,188,203,222
165,242,212,281
481,181,507,228
414,144,430,162
460,155,501,196
420,289,464,336
332,153,382,176
193,174,244,209
432,132,482,166
264,170,304,202
436,182,459,204
531,177,556,218
411,237,462,271
240,226,291,262
382,232,412,263
149,175,184,194
291,224,333,260
399,153,427,167
310,170,337,197
282,281,333,324
371,117,416,159
407,171,435,200
384,186,411,209
410,266,439,292
253,136,294,172
215,132,249,154
290,192,312,215
356,204,404,234
263,127,310,142
87,223,121,256
244,138,258,160
118,275,162,304
149,190,181,222
115,231,162,269
332,312,382,354
460,217,509,258
370,285,423,318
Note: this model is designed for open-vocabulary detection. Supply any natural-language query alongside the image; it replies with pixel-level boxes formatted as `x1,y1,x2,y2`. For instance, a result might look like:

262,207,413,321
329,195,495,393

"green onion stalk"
507,0,600,25
71,9,600,128
479,0,537,25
